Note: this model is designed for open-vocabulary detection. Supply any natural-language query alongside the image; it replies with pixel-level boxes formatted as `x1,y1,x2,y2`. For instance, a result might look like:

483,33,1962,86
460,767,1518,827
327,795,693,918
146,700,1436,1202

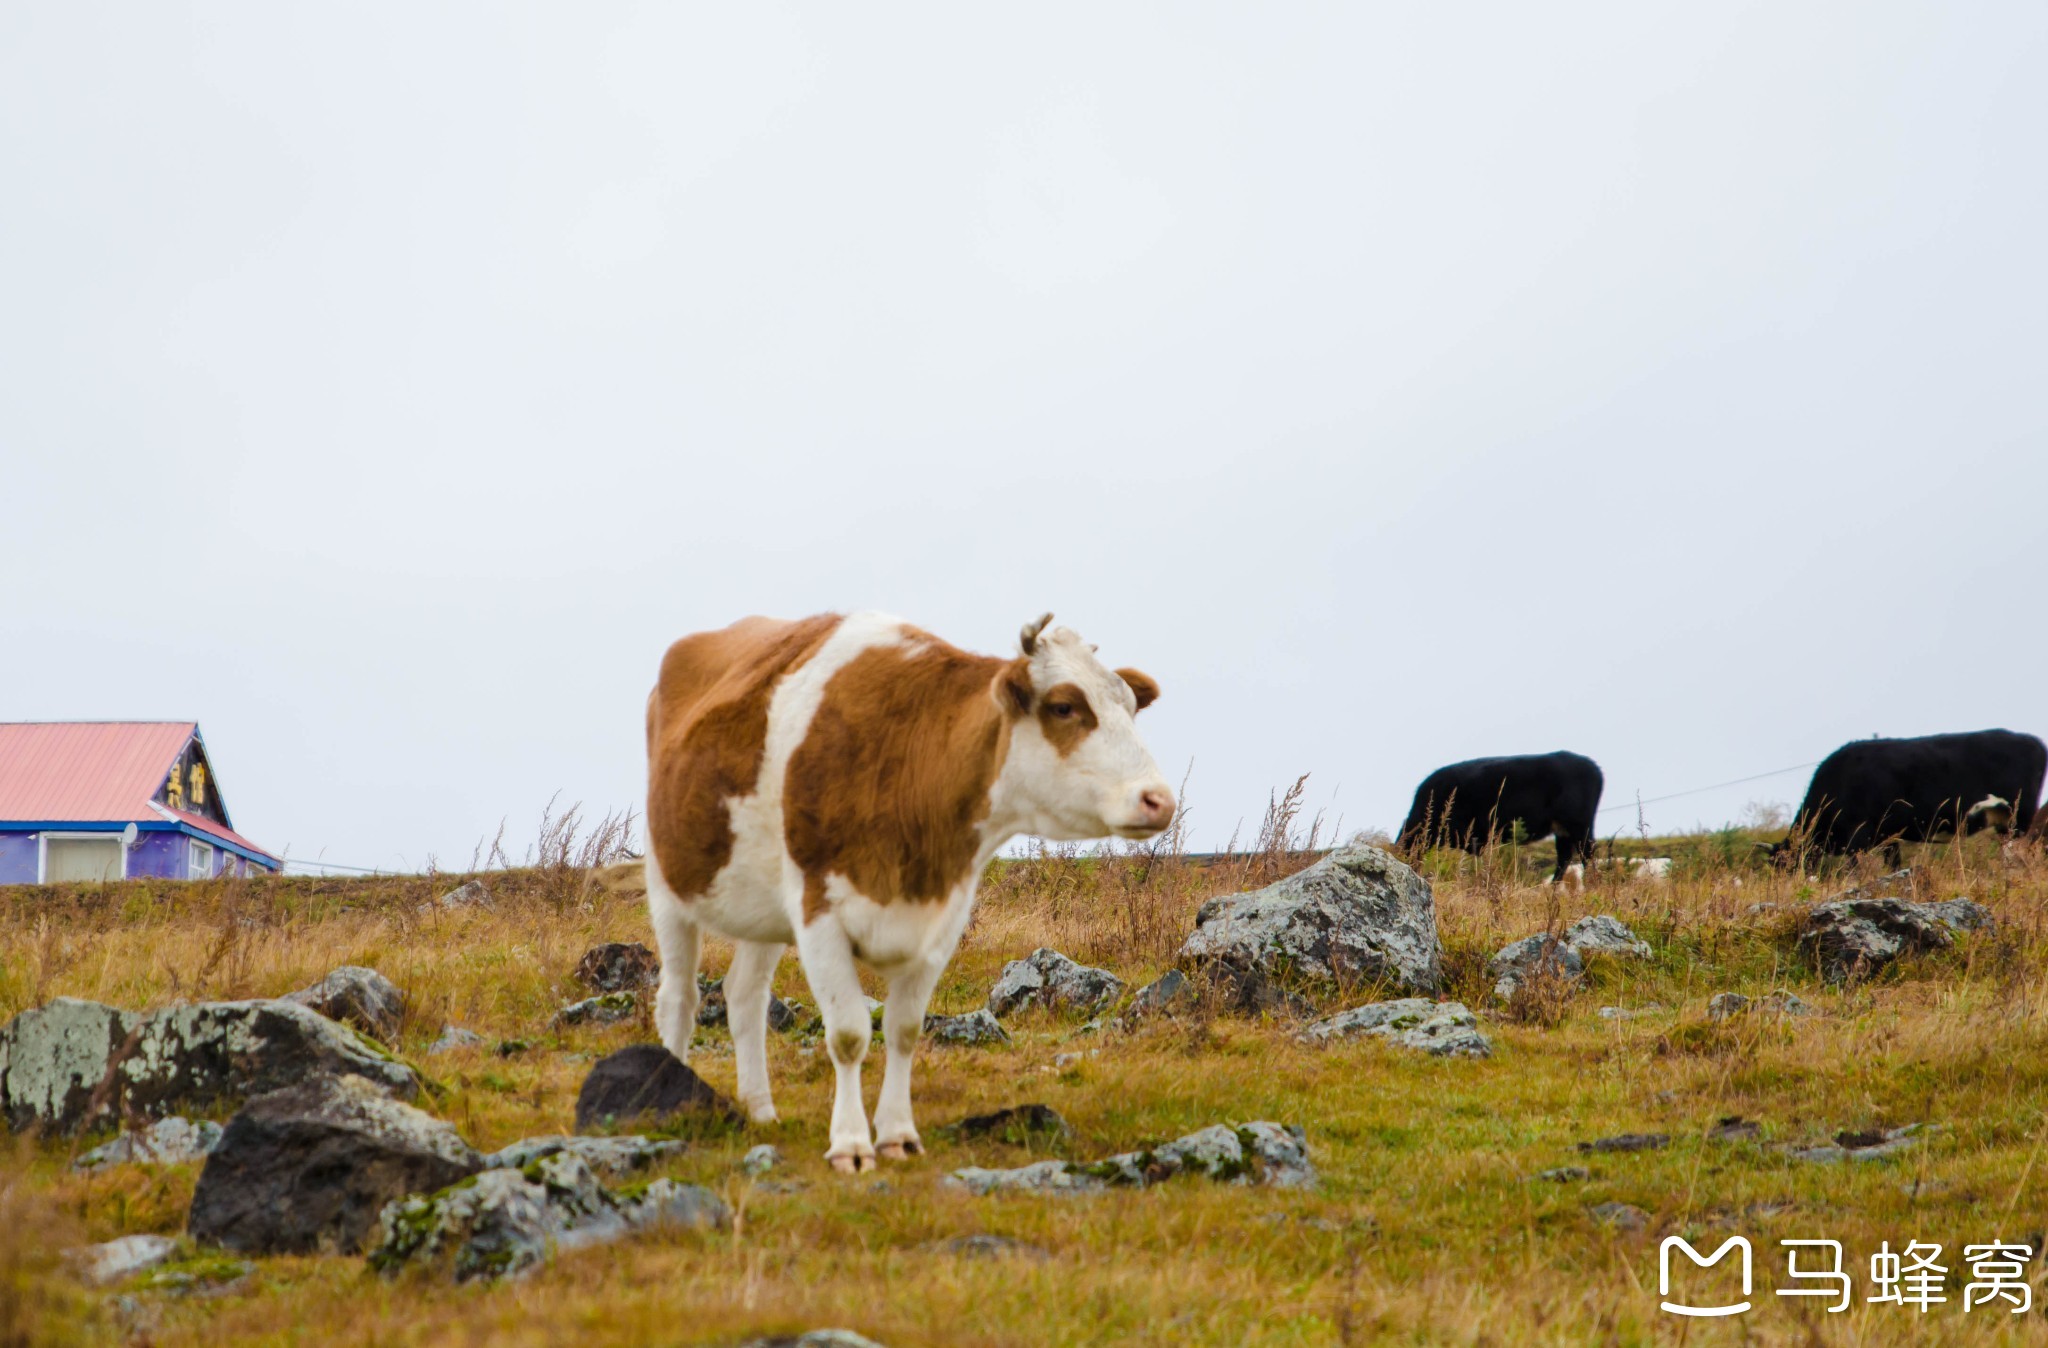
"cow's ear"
993,658,1035,717
1117,668,1160,712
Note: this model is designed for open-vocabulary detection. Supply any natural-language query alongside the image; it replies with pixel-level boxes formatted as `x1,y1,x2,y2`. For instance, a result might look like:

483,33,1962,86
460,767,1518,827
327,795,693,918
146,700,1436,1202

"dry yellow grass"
7,829,2048,1346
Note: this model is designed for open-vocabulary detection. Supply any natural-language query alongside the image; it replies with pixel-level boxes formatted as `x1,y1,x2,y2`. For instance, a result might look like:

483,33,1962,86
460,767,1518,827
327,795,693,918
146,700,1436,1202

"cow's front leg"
646,864,702,1062
873,956,944,1160
793,913,875,1174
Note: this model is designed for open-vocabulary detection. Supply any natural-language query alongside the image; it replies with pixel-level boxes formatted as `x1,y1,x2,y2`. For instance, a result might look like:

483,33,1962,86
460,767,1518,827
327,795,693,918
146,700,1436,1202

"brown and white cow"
644,611,1173,1173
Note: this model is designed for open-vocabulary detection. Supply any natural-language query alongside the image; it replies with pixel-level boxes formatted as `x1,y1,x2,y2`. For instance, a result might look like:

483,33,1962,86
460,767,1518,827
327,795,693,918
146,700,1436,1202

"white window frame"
187,837,215,879
37,832,130,884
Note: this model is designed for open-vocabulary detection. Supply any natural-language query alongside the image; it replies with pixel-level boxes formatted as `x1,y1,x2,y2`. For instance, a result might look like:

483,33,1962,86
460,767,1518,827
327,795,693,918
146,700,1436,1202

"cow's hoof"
828,1151,874,1175
876,1138,923,1161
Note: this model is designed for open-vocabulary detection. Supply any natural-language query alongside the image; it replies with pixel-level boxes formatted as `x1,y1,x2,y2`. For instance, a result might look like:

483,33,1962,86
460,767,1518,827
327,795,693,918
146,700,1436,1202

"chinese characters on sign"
1660,1237,2033,1318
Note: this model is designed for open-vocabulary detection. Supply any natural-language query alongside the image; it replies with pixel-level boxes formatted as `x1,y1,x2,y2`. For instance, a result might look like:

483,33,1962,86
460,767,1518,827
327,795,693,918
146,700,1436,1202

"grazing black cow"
1396,751,1604,883
1770,729,2047,869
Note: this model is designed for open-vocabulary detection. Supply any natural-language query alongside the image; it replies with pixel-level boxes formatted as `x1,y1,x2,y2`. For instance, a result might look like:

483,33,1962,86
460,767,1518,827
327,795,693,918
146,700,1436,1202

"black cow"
1396,751,1604,883
1770,729,2047,868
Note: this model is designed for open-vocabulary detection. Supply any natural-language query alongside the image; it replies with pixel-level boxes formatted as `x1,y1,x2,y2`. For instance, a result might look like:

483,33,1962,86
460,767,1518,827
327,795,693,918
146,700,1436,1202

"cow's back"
647,614,843,899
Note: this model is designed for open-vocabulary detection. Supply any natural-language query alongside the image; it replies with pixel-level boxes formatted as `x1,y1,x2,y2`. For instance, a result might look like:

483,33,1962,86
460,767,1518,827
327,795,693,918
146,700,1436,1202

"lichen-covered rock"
1297,998,1490,1058
946,1120,1313,1194
1125,969,1197,1019
433,880,494,910
1708,990,1814,1021
923,1009,1010,1047
690,974,800,1031
0,997,419,1134
72,1233,179,1286
987,949,1124,1019
427,1026,485,1055
1561,915,1652,959
286,966,407,1042
573,1044,738,1133
738,1333,890,1348
1176,844,1441,999
576,942,659,992
741,1144,780,1177
368,1156,728,1282
1487,935,1584,1002
1800,896,1991,982
482,1134,686,1178
73,1116,223,1171
188,1074,481,1255
555,993,638,1027
1783,1124,1929,1163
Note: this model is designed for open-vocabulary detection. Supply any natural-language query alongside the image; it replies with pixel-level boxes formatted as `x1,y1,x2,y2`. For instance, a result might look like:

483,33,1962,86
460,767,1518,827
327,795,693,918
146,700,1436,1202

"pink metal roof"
0,722,279,863
0,722,194,821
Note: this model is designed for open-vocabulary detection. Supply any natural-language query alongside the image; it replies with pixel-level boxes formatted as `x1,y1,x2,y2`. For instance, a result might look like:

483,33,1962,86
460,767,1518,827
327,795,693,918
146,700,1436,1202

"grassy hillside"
5,827,2048,1346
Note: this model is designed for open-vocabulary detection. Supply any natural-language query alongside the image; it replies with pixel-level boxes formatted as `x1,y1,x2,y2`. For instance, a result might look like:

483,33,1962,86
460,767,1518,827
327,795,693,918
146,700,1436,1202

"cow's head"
992,612,1175,841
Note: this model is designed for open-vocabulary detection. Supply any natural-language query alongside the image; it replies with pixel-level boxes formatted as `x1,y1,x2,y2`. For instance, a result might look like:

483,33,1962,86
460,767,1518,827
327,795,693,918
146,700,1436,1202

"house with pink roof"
0,722,280,883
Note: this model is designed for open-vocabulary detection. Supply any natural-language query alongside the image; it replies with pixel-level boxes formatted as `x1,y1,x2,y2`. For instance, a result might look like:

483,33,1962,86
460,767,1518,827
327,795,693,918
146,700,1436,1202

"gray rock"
433,880,493,910
947,1120,1313,1194
1577,1132,1669,1154
618,1177,729,1233
188,1074,482,1255
1562,915,1652,959
1706,992,1751,1021
1535,1166,1589,1183
950,1103,1072,1143
1589,1202,1649,1232
1487,935,1584,1002
1596,1005,1664,1020
73,1116,223,1171
1176,843,1440,998
555,993,638,1027
1784,1124,1927,1163
987,949,1124,1019
482,1134,686,1178
573,1043,738,1132
741,1144,780,1177
1297,998,1490,1058
427,1026,485,1055
931,1233,1052,1260
923,1009,1010,1047
1125,970,1197,1019
1707,1117,1762,1142
285,966,406,1042
576,942,659,992
0,997,419,1134
693,974,798,1031
1800,896,1991,982
738,1333,890,1348
73,1233,179,1286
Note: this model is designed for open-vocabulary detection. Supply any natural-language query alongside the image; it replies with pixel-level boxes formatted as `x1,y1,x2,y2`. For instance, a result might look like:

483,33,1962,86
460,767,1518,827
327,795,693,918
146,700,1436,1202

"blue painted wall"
0,833,35,884
0,827,274,883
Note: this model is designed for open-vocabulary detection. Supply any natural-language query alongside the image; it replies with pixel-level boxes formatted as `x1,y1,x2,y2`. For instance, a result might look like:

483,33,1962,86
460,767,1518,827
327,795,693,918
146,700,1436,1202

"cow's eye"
1048,702,1076,719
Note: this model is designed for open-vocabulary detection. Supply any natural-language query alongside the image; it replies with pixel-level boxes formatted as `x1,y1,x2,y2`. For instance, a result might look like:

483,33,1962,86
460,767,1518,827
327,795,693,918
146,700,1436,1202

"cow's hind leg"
647,856,702,1062
792,913,876,1174
725,939,785,1125
873,955,944,1160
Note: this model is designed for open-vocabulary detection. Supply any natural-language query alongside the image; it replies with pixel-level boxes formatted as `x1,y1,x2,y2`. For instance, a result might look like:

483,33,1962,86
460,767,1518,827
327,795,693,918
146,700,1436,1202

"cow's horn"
1019,612,1054,656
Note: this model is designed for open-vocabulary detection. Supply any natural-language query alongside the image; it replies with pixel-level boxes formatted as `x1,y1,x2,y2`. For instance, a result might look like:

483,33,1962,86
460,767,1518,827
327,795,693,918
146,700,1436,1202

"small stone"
618,1178,730,1233
433,880,493,910
496,1038,532,1057
1487,935,1584,1002
1757,990,1814,1017
73,1116,223,1171
1125,970,1197,1020
575,943,659,992
555,993,638,1027
482,1134,686,1178
930,1233,1052,1260
73,1234,179,1286
923,1009,1010,1047
1707,992,1752,1021
573,1044,739,1133
1589,1202,1649,1232
1561,915,1652,959
1298,998,1490,1058
1707,1117,1762,1143
285,966,407,1042
987,949,1124,1019
1051,1053,1082,1069
741,1144,780,1177
1596,1005,1664,1020
737,1333,891,1348
949,1103,1072,1143
427,1026,485,1055
1577,1133,1670,1154
1536,1166,1589,1183
1783,1124,1927,1164
945,1160,1101,1196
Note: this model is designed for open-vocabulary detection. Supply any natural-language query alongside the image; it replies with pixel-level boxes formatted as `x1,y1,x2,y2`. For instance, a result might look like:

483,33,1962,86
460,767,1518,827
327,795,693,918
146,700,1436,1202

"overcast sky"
4,4,2043,872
